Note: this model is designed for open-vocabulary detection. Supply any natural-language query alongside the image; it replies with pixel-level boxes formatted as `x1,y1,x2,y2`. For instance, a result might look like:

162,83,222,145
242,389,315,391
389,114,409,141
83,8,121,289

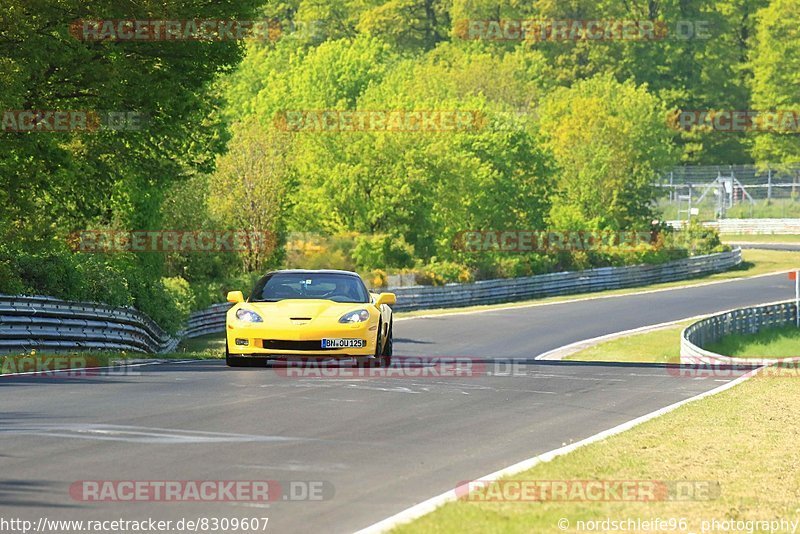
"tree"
209,118,293,272
0,0,259,244
357,0,451,50
750,0,800,168
539,74,677,230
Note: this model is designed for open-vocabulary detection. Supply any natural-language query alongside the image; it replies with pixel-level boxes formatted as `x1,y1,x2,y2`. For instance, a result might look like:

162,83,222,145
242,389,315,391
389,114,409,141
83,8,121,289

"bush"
286,232,356,271
162,276,195,319
364,269,389,289
664,221,727,256
73,255,134,307
416,260,473,286
352,234,415,270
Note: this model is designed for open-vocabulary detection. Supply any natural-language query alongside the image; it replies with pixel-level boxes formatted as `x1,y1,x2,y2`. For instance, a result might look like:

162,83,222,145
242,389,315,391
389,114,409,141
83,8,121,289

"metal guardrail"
667,218,800,234
0,295,180,354
389,249,742,312
0,249,742,354
681,300,796,364
184,303,232,340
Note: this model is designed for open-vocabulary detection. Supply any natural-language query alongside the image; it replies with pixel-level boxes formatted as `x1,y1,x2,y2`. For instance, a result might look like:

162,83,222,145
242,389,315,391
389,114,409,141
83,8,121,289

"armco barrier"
667,218,800,234
0,295,180,355
0,249,742,354
388,249,741,312
680,300,796,364
184,302,232,340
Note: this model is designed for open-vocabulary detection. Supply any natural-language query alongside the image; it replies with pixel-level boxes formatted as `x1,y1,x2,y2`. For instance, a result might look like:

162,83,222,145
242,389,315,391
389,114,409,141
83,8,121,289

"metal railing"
0,295,180,354
184,303,232,340
681,300,796,363
389,249,741,312
0,249,742,354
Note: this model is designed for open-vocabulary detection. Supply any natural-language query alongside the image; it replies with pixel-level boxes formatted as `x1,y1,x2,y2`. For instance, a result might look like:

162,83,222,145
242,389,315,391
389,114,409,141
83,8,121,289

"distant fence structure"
681,300,797,364
657,164,800,220
0,249,743,354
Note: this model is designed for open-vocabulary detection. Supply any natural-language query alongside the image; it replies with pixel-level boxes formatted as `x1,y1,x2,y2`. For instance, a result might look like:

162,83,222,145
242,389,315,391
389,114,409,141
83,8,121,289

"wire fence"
657,164,800,220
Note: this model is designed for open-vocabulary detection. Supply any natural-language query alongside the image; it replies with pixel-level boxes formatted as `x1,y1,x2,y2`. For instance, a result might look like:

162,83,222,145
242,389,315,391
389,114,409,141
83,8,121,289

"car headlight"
339,309,370,323
236,309,263,323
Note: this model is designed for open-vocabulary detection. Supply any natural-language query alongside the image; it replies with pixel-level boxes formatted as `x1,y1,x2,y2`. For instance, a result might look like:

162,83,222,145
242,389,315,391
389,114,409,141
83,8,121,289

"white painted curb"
354,367,760,533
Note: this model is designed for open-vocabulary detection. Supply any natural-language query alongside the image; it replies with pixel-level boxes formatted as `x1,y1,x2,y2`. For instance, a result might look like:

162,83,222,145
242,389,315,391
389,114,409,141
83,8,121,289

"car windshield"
250,273,370,303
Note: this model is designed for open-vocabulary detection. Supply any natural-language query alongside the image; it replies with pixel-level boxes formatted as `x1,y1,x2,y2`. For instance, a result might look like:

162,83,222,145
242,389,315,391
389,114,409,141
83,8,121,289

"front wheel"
381,321,393,367
226,341,262,367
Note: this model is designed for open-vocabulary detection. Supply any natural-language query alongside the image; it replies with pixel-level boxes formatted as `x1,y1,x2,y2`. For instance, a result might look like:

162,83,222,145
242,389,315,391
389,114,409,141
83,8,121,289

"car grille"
260,340,338,351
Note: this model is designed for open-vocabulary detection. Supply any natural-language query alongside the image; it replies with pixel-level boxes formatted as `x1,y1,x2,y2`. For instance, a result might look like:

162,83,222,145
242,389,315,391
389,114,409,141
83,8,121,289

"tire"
354,325,383,368
373,324,385,367
225,340,262,367
381,320,393,366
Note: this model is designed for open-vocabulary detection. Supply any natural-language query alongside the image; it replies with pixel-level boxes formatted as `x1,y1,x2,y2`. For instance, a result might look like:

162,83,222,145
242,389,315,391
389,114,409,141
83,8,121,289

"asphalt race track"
0,273,793,533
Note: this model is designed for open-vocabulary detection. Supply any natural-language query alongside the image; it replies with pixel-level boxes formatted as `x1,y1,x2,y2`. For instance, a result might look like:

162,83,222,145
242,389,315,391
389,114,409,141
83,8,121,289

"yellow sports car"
224,270,396,368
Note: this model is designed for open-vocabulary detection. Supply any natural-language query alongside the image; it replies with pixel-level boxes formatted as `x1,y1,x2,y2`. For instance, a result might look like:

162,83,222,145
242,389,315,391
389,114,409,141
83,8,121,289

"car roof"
266,269,361,277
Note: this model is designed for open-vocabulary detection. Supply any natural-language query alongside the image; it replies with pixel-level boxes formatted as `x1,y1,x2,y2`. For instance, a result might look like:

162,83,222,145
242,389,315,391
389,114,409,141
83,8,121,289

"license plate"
321,338,365,349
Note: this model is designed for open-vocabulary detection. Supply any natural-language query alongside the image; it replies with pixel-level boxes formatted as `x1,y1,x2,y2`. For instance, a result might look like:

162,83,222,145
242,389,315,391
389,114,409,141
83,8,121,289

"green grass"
727,199,800,219
563,323,690,364
705,325,800,359
393,372,799,534
723,234,800,243
170,333,225,359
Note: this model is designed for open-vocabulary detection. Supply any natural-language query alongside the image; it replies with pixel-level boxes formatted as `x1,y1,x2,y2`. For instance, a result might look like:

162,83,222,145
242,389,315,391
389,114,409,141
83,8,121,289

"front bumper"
226,321,377,358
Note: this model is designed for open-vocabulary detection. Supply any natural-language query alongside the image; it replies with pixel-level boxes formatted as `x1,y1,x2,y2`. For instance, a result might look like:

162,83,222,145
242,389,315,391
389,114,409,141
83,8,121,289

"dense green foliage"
0,0,262,330
2,0,796,328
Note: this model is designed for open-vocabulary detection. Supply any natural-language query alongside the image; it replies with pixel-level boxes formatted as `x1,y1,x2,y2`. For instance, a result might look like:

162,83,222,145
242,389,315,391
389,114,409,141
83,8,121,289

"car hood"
245,299,369,321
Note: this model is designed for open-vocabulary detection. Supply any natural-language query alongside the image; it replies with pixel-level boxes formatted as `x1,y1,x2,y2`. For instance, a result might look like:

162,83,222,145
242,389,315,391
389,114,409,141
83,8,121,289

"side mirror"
227,290,244,303
374,292,396,307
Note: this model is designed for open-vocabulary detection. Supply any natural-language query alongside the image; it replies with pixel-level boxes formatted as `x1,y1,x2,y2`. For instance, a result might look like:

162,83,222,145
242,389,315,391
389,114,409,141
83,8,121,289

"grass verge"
392,370,798,534
723,234,800,244
705,325,800,359
563,322,690,364
565,316,800,364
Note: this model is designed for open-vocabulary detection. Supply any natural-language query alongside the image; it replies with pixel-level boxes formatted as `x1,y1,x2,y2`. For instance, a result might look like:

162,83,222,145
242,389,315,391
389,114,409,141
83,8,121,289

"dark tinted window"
251,273,370,303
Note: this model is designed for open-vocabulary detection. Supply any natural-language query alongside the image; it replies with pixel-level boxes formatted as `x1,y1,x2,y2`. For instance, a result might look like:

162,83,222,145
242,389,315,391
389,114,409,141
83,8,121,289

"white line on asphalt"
354,367,760,533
